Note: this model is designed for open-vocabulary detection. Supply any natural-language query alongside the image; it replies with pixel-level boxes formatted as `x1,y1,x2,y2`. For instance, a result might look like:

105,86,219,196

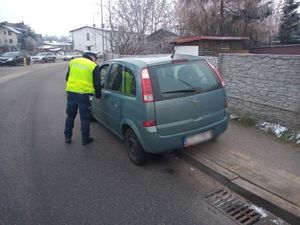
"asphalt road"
0,62,235,225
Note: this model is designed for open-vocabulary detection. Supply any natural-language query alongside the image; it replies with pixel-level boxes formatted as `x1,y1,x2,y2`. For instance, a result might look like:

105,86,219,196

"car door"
16,52,22,64
98,63,125,134
92,63,110,122
46,53,51,61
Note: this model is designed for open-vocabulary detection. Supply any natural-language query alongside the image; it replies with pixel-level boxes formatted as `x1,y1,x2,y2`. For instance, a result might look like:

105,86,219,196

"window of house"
4,30,6,34
9,39,13,44
87,46,91,50
86,33,90,41
8,31,12,36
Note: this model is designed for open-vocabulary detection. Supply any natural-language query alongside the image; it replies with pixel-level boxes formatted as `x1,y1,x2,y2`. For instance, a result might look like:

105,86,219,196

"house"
69,26,111,53
37,41,72,53
171,36,250,56
0,24,22,53
145,28,177,54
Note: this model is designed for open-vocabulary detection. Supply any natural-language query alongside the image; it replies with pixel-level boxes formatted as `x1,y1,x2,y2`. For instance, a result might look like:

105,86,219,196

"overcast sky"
0,0,105,36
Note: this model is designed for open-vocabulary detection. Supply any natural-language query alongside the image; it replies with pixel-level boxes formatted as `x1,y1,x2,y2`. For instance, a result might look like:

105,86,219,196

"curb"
177,150,300,225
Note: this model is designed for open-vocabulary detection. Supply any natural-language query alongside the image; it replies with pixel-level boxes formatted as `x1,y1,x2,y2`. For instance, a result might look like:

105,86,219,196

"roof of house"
0,25,22,34
147,28,177,39
43,41,72,46
69,25,110,33
171,36,250,44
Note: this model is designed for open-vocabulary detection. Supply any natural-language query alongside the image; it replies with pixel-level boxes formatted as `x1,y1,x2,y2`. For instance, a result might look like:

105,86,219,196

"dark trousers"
64,92,92,141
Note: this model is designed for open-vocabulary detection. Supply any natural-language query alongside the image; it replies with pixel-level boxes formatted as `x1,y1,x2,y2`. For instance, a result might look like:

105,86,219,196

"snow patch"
257,122,288,137
229,114,239,120
270,218,285,225
249,205,268,218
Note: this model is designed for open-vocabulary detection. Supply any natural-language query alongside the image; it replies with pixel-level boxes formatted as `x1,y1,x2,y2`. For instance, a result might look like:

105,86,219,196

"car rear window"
148,60,222,101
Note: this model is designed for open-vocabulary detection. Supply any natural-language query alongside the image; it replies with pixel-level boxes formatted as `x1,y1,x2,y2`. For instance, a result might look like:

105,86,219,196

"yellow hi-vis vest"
66,58,97,94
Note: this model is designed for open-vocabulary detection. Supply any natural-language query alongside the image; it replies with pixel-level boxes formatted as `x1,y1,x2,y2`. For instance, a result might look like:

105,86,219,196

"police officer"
64,51,101,145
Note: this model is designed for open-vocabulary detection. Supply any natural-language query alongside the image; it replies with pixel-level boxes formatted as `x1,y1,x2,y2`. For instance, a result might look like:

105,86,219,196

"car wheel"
53,58,56,63
42,58,46,63
124,128,146,165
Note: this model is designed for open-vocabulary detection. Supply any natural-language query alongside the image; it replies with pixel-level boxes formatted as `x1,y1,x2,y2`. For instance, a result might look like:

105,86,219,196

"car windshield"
149,60,222,101
2,52,18,57
37,52,47,56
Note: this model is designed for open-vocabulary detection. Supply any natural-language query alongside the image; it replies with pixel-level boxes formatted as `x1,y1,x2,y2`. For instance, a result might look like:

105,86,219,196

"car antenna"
171,49,176,59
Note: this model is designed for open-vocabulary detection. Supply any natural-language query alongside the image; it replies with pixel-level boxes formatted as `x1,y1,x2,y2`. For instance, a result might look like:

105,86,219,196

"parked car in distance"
32,52,56,63
63,52,82,61
96,52,103,59
0,51,31,66
91,54,229,165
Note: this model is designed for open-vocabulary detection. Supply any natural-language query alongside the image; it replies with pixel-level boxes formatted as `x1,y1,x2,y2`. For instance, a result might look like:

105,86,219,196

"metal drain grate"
204,189,262,225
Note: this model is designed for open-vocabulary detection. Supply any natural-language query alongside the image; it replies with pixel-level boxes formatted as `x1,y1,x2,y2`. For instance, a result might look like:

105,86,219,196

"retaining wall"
219,54,300,129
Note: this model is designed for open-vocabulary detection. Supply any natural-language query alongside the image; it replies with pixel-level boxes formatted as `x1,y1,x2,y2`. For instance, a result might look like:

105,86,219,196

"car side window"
122,66,136,96
99,64,110,88
107,64,123,92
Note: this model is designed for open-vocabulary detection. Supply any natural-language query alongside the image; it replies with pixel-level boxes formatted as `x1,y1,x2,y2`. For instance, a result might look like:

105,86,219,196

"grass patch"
238,116,258,127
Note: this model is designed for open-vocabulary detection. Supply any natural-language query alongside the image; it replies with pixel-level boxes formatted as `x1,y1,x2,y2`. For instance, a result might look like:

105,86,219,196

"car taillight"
206,61,225,87
141,68,154,102
143,120,156,127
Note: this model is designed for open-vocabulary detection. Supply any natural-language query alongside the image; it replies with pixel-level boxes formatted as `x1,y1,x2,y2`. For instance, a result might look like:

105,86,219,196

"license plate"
183,130,212,147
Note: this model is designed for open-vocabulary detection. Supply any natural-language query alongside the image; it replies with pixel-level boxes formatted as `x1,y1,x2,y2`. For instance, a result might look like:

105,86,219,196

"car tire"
53,58,56,63
124,128,147,165
42,58,46,63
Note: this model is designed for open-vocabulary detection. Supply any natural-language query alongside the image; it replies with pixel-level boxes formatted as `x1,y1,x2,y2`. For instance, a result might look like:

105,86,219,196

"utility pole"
100,0,105,60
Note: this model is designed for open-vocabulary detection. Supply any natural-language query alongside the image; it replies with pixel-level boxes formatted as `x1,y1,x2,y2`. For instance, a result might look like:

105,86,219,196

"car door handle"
114,103,120,108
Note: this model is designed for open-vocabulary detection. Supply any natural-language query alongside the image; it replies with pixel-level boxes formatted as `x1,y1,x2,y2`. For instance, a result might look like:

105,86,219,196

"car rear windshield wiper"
162,89,196,94
164,75,197,92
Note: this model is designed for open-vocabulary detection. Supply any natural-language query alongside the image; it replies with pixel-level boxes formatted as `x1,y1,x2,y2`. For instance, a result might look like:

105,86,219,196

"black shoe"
65,138,72,144
82,137,94,145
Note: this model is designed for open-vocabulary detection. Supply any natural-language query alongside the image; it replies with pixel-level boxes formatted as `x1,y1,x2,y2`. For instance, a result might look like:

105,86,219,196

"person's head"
83,51,97,62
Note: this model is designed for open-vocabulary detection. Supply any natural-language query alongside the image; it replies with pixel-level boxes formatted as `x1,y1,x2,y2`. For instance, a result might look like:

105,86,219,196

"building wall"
250,45,300,55
219,54,300,129
0,27,19,50
174,46,198,56
71,27,110,53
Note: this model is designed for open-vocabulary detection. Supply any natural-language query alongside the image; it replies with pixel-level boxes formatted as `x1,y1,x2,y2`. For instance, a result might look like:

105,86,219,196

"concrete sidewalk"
179,121,300,224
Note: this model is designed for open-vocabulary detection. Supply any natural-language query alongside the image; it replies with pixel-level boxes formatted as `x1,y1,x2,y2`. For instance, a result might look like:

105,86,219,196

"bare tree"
106,0,173,54
175,0,276,45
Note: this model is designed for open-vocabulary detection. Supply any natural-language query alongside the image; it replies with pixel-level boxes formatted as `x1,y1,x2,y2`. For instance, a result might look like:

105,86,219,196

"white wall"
0,27,19,47
71,27,110,53
174,46,198,56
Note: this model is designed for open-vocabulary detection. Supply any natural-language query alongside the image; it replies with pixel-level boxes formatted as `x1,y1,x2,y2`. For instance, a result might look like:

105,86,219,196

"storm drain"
204,189,263,225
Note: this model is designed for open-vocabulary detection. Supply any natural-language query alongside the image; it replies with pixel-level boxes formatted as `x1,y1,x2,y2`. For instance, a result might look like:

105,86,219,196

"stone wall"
203,56,218,68
219,54,300,129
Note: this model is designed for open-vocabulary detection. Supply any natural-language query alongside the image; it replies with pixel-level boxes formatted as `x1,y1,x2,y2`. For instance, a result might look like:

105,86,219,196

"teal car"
91,54,229,165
